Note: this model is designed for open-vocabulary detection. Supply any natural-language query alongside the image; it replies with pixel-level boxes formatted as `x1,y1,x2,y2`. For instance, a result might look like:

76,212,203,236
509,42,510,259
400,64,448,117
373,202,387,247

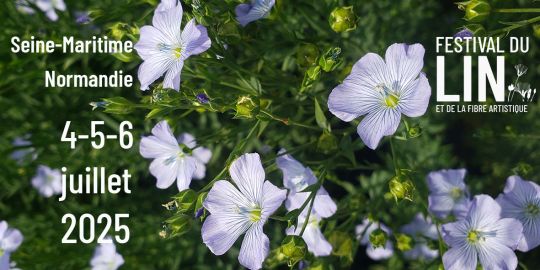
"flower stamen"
375,84,400,108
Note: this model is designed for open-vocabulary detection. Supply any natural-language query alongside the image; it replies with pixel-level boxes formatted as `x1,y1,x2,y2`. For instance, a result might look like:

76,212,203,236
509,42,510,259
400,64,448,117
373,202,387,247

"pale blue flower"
10,136,37,164
15,0,35,15
442,195,523,270
202,153,286,270
139,121,212,191
276,149,336,218
235,0,275,27
90,238,124,270
328,43,431,149
134,0,211,91
427,169,471,219
286,212,332,256
36,0,66,21
401,213,438,260
355,219,394,260
31,165,62,198
496,175,540,252
75,11,90,24
0,221,23,270
454,29,473,38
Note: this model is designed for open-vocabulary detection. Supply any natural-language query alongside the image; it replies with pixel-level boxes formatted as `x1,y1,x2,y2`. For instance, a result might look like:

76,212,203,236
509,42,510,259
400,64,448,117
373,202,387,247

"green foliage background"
0,0,538,269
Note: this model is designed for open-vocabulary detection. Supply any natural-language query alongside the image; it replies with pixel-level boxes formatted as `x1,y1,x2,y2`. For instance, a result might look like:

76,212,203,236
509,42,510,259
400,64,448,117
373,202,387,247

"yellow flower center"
526,203,540,217
467,230,479,243
376,84,400,108
174,47,182,59
450,187,463,200
384,94,400,108
249,208,262,222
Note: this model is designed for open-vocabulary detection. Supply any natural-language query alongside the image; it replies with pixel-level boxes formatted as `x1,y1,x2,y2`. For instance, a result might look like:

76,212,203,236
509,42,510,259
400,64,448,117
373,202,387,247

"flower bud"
369,228,388,248
280,235,307,267
533,24,540,39
297,43,320,68
88,9,104,20
306,66,321,81
234,96,257,119
328,231,354,265
464,24,487,36
301,66,321,90
164,214,192,237
319,47,343,72
97,97,135,114
317,131,338,154
109,22,129,40
194,192,208,219
389,176,415,202
329,6,357,33
407,124,422,138
196,93,210,104
512,162,533,178
395,233,413,251
460,0,491,23
172,189,197,213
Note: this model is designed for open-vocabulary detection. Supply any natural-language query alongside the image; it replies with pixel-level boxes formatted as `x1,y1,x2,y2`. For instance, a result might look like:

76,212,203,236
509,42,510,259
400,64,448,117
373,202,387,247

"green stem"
489,15,540,36
299,192,316,236
389,138,399,174
495,8,540,13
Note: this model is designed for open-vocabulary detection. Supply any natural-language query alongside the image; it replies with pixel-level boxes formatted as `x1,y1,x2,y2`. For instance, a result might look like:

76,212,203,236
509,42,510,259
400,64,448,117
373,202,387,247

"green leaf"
314,98,330,131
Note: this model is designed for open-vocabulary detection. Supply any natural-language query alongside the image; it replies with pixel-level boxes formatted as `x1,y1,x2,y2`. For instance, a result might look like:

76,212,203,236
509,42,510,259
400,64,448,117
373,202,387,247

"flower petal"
163,60,184,91
140,121,179,158
176,157,197,191
261,181,287,220
477,241,518,270
285,192,309,213
0,221,6,239
442,245,478,270
156,0,177,11
134,26,169,61
276,149,316,192
45,9,58,21
203,180,251,214
399,72,431,117
356,108,401,149
181,19,211,58
177,133,196,148
1,227,23,252
235,3,251,16
53,0,66,11
385,43,425,90
366,241,394,260
487,218,523,250
193,147,212,164
426,169,467,193
229,153,265,203
428,194,455,218
201,213,250,256
192,159,206,180
0,253,10,270
313,188,337,218
328,53,388,122
468,195,501,230
302,223,332,256
441,220,468,248
149,156,179,189
236,0,275,27
152,2,183,42
137,54,172,90
238,224,269,270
